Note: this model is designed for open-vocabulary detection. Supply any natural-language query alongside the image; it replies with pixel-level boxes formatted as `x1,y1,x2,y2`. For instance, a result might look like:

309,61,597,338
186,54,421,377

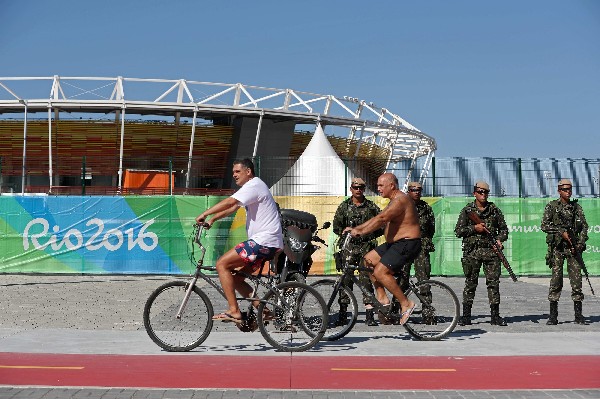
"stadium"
0,76,435,196
0,76,597,277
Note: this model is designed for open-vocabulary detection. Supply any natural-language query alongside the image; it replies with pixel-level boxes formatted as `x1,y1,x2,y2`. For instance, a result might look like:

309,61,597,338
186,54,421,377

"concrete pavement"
1,274,599,398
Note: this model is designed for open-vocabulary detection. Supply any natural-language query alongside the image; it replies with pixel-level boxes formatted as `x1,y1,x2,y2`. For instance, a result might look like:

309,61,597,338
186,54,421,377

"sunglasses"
408,188,422,192
559,187,572,192
351,185,365,190
475,189,490,195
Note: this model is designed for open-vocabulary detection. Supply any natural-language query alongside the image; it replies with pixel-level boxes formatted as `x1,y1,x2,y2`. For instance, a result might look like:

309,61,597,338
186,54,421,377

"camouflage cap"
558,179,572,187
407,181,422,189
351,177,366,186
474,181,490,191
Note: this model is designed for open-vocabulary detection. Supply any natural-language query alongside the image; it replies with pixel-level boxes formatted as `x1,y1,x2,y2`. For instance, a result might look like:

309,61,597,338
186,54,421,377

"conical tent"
270,124,356,196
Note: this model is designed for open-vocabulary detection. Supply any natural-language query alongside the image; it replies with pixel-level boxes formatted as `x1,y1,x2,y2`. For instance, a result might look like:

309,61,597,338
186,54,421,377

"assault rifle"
562,230,595,296
467,211,518,282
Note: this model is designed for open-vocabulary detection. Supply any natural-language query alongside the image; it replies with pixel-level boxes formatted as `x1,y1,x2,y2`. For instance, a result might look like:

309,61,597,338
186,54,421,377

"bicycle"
311,233,459,341
143,224,328,352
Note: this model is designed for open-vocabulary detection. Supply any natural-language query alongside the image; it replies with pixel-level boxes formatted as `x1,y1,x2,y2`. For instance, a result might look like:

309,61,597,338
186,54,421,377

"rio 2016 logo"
23,218,159,252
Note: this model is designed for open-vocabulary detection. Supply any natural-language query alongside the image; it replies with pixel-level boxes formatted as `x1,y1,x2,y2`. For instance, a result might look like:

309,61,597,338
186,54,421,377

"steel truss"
0,76,436,192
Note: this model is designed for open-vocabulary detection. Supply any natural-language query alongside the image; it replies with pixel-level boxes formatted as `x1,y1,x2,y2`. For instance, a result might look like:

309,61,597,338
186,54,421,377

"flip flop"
212,312,243,324
399,303,416,326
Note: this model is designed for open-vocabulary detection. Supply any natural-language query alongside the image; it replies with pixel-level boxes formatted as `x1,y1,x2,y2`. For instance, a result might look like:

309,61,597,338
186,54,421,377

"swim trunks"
374,238,422,273
235,239,279,272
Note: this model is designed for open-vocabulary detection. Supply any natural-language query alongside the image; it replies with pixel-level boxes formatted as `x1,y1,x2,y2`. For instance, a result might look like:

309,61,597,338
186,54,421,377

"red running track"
1,353,599,390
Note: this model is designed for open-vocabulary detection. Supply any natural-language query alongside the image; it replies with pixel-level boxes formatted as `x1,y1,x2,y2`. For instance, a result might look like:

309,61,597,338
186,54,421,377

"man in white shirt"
196,158,283,323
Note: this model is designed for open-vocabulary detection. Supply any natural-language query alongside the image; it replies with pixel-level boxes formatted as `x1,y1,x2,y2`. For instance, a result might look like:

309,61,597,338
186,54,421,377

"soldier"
455,181,509,326
333,177,383,326
541,179,589,325
387,181,436,325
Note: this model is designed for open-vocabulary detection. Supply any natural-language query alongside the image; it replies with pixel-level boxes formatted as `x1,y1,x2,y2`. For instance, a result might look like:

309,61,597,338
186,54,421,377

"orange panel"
122,170,174,190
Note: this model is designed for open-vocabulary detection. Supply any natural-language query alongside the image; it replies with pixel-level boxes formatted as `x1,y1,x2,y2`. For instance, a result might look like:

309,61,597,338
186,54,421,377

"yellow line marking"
332,368,456,372
0,365,84,370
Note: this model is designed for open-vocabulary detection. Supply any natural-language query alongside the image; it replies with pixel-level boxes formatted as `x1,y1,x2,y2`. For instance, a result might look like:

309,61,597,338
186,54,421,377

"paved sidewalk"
1,274,599,398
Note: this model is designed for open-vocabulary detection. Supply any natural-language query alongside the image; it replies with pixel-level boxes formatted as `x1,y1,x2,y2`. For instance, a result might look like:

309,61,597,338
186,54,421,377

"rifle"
562,230,595,295
467,211,518,282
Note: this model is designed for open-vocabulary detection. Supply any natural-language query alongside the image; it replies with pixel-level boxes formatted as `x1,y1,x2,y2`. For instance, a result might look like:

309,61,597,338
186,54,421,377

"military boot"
380,301,398,325
365,308,378,326
423,306,437,325
490,304,507,326
574,301,588,325
335,304,348,326
459,303,472,326
546,301,558,325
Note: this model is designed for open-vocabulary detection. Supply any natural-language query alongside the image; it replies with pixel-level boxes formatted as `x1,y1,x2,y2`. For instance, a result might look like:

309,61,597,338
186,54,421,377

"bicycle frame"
333,234,428,321
181,224,284,319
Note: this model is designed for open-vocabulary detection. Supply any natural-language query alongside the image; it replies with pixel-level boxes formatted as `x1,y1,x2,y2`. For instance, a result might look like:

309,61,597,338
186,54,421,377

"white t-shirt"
231,177,283,249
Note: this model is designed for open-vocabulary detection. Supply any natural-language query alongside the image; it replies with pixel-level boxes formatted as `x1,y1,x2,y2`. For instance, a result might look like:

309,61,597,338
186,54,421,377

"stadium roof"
0,76,436,168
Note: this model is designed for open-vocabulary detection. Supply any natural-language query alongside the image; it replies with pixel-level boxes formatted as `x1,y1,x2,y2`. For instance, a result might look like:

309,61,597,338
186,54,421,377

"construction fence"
1,195,599,277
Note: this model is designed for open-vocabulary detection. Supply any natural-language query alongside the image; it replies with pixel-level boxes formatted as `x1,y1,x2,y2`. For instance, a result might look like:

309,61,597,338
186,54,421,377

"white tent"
270,124,358,196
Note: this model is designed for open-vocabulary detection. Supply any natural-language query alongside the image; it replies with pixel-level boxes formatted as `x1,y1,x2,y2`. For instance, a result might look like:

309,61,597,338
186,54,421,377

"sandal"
212,312,243,324
399,303,416,326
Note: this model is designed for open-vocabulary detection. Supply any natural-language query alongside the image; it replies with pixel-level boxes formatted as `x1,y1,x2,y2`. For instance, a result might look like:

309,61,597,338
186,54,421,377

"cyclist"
195,158,283,323
345,172,421,325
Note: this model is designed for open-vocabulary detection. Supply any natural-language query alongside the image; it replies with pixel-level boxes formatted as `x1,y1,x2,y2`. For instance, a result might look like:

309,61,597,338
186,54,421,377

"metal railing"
1,155,599,197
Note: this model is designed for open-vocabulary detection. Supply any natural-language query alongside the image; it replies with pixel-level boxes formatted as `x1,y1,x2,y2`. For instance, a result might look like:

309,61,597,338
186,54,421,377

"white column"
20,100,28,194
117,106,126,192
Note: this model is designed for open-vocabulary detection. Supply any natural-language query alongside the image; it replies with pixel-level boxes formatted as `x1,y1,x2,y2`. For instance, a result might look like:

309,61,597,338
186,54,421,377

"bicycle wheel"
310,279,358,341
257,281,327,352
403,279,459,341
143,280,214,351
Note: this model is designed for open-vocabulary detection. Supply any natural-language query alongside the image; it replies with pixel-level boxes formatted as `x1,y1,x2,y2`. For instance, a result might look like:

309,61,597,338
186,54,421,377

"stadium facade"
0,76,435,196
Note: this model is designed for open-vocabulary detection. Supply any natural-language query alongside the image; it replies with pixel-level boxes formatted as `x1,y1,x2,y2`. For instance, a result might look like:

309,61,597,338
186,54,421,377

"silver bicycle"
143,224,328,352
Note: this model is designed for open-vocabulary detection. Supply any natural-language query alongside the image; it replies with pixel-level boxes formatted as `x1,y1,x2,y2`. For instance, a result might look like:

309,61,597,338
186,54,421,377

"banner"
0,196,598,275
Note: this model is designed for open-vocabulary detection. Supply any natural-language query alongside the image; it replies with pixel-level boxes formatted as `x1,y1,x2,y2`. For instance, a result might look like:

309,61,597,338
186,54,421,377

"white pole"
185,110,197,192
20,100,28,195
48,106,53,193
117,106,126,193
252,110,264,158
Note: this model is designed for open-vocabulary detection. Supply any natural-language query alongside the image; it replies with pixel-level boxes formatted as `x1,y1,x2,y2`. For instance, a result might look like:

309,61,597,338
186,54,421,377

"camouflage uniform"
455,201,508,310
541,199,588,303
333,197,382,307
406,199,435,282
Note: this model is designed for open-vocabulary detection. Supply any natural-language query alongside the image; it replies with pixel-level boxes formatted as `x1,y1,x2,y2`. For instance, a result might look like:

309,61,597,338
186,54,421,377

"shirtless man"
345,173,422,325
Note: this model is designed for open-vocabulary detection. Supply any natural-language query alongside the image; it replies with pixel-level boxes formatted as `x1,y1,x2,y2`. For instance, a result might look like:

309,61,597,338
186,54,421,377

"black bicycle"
311,233,459,341
143,224,328,352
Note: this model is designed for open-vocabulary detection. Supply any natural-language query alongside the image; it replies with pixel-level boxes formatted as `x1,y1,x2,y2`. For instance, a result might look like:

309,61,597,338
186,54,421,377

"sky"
1,0,599,159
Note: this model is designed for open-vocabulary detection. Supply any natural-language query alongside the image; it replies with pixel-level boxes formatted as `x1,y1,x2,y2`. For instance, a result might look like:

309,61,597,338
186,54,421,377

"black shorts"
374,238,422,274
